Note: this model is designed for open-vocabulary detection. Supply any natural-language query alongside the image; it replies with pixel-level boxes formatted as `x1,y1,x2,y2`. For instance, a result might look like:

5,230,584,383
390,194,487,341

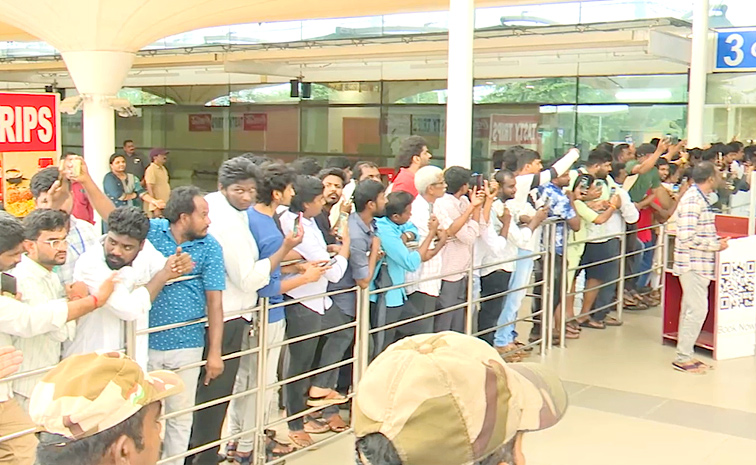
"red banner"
489,114,540,147
243,113,267,131
189,113,212,132
0,93,57,152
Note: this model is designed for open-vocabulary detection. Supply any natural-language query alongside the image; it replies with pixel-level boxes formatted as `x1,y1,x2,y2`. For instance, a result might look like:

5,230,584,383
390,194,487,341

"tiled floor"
285,305,756,464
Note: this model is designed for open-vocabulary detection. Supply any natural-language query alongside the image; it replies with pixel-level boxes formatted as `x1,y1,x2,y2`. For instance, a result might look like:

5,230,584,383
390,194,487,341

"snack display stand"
663,215,756,360
0,92,61,216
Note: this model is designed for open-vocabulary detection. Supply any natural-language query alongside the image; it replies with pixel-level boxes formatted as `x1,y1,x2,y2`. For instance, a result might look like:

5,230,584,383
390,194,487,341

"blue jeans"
494,249,535,348
637,239,656,289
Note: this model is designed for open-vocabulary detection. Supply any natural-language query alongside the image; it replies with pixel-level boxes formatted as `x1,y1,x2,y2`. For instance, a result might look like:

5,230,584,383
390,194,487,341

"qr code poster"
718,260,756,310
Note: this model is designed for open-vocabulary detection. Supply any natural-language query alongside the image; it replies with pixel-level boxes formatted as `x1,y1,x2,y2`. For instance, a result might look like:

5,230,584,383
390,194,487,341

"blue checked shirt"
147,219,226,351
673,186,720,280
537,182,576,256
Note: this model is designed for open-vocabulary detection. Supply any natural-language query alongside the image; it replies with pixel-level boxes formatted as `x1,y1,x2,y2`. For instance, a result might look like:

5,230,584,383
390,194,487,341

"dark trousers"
593,239,621,322
530,254,565,337
283,301,353,431
435,278,468,333
478,270,511,346
186,317,247,465
370,301,405,357
404,292,436,336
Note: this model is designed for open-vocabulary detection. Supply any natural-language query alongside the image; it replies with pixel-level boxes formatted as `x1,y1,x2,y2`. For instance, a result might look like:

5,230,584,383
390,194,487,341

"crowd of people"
0,133,750,464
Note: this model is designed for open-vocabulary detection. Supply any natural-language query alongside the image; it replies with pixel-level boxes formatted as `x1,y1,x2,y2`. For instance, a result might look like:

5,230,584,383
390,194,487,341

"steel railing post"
617,229,627,322
465,245,475,336
560,222,569,349
253,299,268,465
125,320,136,359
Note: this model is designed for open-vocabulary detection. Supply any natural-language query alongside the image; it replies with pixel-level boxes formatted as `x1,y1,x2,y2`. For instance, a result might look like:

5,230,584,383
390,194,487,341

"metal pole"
749,170,756,236
444,0,475,168
617,231,627,322
125,321,136,359
540,222,552,356
560,224,569,349
686,0,710,148
254,300,268,465
465,246,475,336
358,287,371,379
352,287,364,388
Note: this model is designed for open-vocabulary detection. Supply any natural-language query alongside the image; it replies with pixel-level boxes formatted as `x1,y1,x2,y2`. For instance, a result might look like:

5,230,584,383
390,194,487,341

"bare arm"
203,290,224,385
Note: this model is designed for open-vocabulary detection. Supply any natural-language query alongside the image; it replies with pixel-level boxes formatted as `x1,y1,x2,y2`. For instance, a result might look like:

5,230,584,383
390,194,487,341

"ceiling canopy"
0,0,590,51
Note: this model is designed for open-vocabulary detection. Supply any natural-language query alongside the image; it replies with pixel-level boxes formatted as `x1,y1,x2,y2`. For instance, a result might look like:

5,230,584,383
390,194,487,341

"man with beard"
64,207,192,364
10,209,76,411
187,157,303,465
146,186,226,465
389,136,433,198
315,167,350,246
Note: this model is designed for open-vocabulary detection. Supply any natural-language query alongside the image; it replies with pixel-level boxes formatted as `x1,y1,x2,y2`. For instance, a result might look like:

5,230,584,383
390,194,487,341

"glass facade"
59,75,689,188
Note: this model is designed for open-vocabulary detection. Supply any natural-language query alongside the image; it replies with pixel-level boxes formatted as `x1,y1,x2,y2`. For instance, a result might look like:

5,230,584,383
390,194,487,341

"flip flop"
303,418,330,434
604,316,623,327
288,431,317,450
307,390,349,407
578,319,606,330
325,414,350,433
672,361,707,374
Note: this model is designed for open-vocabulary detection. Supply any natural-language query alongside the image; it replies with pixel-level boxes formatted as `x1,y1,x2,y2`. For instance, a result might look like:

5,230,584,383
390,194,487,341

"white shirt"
279,209,348,314
330,180,357,226
405,195,452,297
64,239,166,369
476,199,533,275
435,194,480,282
9,256,75,399
0,295,68,402
206,191,271,321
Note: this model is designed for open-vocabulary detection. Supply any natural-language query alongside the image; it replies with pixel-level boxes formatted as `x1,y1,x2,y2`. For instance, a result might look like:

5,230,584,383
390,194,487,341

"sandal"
303,417,330,434
307,389,349,407
672,361,707,374
232,452,252,465
693,359,715,371
288,431,317,450
567,322,582,332
578,319,606,330
514,340,534,352
224,441,238,462
604,316,623,327
266,437,295,460
325,414,350,433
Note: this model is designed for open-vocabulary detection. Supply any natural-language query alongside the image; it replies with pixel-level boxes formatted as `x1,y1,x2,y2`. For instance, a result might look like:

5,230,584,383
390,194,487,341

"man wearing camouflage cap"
29,352,183,465
354,332,568,465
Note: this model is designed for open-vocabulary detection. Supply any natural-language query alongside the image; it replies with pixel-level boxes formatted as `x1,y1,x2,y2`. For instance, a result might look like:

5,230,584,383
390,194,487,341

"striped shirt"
435,193,480,282
673,186,720,280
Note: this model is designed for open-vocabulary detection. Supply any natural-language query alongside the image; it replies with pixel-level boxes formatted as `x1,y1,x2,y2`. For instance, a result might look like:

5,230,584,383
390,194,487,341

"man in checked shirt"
673,161,729,374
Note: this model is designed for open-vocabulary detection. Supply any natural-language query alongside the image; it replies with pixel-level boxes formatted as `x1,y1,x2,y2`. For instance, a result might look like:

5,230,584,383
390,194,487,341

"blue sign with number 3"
716,29,756,71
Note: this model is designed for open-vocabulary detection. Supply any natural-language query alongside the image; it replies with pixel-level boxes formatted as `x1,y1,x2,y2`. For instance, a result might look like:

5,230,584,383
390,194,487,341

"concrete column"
686,0,709,148
61,51,135,187
444,0,475,168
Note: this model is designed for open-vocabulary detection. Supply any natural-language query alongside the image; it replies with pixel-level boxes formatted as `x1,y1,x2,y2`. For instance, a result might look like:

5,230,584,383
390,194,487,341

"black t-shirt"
314,211,338,245
121,152,150,180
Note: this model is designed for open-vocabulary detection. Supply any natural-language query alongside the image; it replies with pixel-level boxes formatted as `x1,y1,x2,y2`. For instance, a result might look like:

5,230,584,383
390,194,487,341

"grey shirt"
120,151,150,180
328,212,375,317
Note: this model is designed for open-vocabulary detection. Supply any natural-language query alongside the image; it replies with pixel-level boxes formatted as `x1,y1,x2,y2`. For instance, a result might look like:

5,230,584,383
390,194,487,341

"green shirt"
625,160,661,203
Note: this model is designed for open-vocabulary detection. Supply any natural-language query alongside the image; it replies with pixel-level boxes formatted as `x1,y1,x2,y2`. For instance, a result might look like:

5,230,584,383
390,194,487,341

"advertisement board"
0,92,60,216
715,235,756,360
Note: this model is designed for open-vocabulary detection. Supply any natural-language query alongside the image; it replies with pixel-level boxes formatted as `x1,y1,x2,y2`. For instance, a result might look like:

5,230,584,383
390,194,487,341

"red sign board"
0,93,57,152
489,114,540,146
243,113,267,131
189,113,212,132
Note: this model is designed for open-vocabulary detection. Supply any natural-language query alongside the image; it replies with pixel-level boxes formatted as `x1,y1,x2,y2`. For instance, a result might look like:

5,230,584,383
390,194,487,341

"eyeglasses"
39,239,68,250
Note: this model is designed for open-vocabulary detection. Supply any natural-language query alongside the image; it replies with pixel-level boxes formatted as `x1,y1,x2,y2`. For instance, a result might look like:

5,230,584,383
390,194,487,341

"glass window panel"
578,75,688,104
383,81,447,104
575,104,687,148
473,78,578,104
301,106,381,156
472,104,576,173
308,82,382,104
707,74,756,105
381,106,447,167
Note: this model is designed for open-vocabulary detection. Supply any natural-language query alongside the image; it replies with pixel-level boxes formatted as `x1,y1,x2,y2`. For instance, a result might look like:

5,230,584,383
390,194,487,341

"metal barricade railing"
0,219,669,465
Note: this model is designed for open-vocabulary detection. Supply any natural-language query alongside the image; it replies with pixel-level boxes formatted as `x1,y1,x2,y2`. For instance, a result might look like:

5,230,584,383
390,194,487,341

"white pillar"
61,51,135,185
686,0,709,148
444,0,475,168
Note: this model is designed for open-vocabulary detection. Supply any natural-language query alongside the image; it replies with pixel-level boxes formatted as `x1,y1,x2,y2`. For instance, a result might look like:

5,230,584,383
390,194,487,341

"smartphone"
70,157,81,177
575,173,593,191
293,212,303,236
624,135,633,144
1,273,17,297
320,258,337,267
470,173,484,190
669,135,680,145
541,195,552,210
428,202,434,217
609,187,617,197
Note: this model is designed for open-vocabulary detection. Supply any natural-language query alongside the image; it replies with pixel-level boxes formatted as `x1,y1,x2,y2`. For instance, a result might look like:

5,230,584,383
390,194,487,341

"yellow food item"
6,199,35,217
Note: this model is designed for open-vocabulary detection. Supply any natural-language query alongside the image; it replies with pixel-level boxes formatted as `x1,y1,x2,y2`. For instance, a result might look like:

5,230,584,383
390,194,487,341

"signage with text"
715,28,756,71
0,93,58,152
716,235,756,360
489,114,540,147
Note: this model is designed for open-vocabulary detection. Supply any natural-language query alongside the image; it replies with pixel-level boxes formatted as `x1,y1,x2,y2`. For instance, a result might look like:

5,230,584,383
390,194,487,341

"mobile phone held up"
293,212,303,236
470,173,484,190
1,273,17,298
320,258,338,268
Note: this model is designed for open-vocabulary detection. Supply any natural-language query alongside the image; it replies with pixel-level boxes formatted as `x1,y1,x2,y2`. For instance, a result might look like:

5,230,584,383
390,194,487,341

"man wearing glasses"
8,209,77,412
